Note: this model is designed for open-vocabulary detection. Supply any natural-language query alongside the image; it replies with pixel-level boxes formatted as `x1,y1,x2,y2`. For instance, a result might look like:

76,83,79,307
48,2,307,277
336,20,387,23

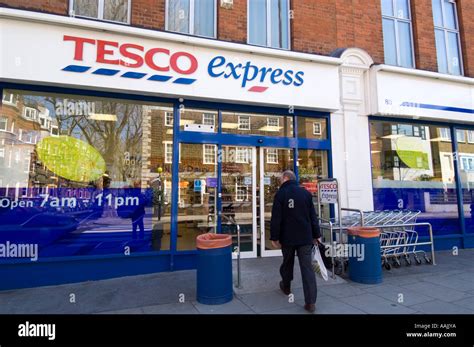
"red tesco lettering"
64,35,198,75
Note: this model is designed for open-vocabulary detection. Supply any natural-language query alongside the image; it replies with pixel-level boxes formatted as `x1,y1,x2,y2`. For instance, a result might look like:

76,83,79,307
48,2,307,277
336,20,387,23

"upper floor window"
2,92,17,106
164,112,174,127
166,0,216,38
248,0,290,50
432,0,463,75
381,0,414,68
0,117,7,131
70,0,130,24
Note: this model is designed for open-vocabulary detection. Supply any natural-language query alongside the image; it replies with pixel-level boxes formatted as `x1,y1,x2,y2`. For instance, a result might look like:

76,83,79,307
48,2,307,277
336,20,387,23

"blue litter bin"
196,233,233,305
347,227,383,284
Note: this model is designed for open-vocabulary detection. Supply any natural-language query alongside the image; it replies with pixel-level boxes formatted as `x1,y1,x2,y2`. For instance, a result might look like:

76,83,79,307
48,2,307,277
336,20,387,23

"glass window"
71,0,130,23
297,117,327,139
456,129,466,143
222,112,292,137
370,120,460,237
164,112,174,127
266,148,278,164
203,144,217,164
467,131,474,144
248,0,290,49
381,0,414,68
202,113,216,126
166,0,216,38
298,149,329,221
457,128,474,234
164,142,173,164
439,127,452,141
235,147,250,164
432,0,463,75
0,117,7,131
180,108,217,133
2,92,16,105
177,143,217,250
0,89,174,256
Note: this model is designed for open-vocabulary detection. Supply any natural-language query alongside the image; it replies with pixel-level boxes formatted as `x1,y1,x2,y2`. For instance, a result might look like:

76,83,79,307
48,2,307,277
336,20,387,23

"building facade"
0,0,473,290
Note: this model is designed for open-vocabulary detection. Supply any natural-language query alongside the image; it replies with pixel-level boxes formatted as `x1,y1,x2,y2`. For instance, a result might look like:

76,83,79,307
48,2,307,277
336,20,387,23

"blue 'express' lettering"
208,56,304,88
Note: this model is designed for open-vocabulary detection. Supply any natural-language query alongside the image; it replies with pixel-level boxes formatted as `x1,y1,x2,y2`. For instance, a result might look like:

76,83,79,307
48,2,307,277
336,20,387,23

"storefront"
369,64,474,250
0,9,341,289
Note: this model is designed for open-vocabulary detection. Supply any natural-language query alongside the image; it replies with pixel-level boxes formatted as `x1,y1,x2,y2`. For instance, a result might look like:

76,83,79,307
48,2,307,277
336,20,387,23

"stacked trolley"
316,179,436,279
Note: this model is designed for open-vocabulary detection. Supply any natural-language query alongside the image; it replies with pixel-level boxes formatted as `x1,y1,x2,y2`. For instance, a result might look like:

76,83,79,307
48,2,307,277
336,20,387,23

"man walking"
270,170,321,313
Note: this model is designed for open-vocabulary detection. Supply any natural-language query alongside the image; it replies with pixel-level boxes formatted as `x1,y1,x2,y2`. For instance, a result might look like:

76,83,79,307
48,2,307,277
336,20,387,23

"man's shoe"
304,304,316,313
279,281,291,295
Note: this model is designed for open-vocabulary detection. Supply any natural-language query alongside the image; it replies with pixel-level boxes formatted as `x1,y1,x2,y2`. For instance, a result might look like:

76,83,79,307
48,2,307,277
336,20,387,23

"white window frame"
50,125,59,136
467,130,474,144
382,0,416,68
164,141,181,164
165,0,217,38
164,111,174,127
456,129,466,143
0,117,7,132
0,148,4,158
234,178,249,202
235,147,250,164
247,0,291,50
2,92,16,106
238,115,251,131
267,117,279,128
439,127,452,141
23,107,38,121
433,0,464,75
202,113,216,127
203,144,217,165
313,122,322,135
69,0,132,24
266,148,279,164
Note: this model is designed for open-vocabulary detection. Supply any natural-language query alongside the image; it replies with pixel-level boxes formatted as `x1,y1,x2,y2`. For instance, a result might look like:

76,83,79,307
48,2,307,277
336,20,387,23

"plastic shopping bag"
312,245,329,281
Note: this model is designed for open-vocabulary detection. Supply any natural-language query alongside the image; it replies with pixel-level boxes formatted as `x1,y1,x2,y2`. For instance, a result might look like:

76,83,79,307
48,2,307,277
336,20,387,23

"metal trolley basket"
317,179,436,279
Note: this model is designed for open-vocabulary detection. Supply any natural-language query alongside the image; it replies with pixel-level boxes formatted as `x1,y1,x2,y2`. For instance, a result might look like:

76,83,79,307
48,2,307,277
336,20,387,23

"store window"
70,0,130,23
177,143,218,250
0,89,174,257
166,0,216,38
297,117,327,140
432,0,463,75
455,128,474,234
370,120,460,236
222,112,293,137
381,0,415,68
248,0,290,49
298,149,329,221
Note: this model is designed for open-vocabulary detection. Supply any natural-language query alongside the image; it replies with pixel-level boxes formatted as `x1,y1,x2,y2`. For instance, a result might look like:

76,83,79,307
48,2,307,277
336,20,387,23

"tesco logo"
64,35,198,75
62,35,305,92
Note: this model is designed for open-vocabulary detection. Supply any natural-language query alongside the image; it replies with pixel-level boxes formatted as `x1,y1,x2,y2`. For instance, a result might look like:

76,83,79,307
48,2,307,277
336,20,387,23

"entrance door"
221,146,257,259
258,147,295,257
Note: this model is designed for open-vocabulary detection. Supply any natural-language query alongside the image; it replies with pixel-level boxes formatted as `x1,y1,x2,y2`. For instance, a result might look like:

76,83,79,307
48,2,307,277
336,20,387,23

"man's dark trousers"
280,244,317,305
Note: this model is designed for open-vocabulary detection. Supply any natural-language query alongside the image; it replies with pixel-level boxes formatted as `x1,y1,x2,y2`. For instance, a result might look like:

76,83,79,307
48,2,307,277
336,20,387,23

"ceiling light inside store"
88,113,118,122
371,151,381,154
429,137,443,142
221,123,239,129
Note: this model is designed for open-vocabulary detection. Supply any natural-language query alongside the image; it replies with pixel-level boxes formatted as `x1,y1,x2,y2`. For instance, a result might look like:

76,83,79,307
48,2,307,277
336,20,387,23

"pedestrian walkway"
0,249,473,314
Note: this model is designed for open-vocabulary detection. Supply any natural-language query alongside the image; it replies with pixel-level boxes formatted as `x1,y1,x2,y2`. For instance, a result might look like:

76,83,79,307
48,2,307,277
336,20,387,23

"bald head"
281,170,296,184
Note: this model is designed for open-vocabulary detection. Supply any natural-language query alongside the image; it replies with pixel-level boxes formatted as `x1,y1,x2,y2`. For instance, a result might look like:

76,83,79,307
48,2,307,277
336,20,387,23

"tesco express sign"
62,35,305,93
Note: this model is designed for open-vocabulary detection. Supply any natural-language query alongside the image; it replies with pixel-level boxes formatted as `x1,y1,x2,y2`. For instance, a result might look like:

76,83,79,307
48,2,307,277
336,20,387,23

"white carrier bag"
312,245,329,281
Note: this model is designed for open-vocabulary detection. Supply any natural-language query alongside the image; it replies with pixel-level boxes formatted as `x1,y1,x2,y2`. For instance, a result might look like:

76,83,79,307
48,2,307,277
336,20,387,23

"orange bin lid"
347,227,380,238
196,233,232,249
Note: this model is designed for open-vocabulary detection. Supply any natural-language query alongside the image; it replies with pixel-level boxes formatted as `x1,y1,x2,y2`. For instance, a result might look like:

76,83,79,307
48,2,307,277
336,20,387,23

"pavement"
1,249,474,314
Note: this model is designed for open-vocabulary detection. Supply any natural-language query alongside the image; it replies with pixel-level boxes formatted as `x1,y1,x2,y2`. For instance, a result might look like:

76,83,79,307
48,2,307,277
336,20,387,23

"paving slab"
141,302,199,314
339,293,417,314
192,298,252,314
401,282,472,303
409,300,473,314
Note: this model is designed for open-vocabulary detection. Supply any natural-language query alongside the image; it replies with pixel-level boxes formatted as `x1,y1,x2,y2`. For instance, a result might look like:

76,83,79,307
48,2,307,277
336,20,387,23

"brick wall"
0,0,472,76
0,0,67,15
131,0,165,31
411,0,438,72
457,0,474,77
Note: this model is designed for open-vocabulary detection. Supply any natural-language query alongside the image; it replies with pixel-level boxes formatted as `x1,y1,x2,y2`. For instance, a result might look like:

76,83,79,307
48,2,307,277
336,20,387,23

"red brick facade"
0,0,472,77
